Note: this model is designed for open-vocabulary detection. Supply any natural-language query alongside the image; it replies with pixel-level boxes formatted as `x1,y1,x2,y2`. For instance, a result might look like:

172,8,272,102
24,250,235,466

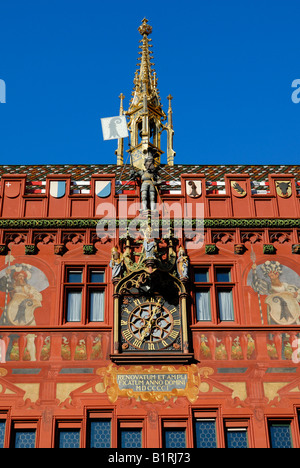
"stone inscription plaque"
117,373,188,393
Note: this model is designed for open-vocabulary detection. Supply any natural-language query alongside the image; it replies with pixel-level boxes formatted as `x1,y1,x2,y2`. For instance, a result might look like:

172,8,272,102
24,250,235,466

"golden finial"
138,18,152,36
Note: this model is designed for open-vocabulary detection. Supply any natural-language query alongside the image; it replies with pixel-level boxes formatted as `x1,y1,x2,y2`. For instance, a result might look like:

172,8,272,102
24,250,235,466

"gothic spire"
129,18,161,110
119,18,175,168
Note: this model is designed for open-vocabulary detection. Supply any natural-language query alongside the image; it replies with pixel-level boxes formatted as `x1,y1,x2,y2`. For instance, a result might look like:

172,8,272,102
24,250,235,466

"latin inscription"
117,373,188,392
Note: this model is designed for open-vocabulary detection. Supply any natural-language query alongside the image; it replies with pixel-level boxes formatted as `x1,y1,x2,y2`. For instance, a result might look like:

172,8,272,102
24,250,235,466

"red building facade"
0,20,299,449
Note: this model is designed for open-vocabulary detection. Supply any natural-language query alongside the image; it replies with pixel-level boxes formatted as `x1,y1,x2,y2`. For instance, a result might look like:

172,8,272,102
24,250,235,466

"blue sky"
0,0,300,167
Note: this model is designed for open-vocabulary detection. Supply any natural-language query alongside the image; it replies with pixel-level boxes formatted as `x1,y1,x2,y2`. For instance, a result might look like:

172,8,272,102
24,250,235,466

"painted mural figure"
248,261,300,325
0,263,49,326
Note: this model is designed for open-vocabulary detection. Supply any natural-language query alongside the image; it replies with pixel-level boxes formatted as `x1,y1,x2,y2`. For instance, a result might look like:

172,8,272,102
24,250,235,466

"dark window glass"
164,429,186,449
195,269,209,282
226,428,248,448
67,271,83,283
90,271,105,283
216,269,231,282
120,429,142,448
58,429,80,449
13,430,36,449
269,422,292,448
195,420,217,448
89,420,111,448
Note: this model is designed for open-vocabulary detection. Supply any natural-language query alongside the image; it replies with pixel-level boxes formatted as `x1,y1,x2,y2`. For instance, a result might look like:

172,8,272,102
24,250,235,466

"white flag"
101,115,128,140
0,79,6,104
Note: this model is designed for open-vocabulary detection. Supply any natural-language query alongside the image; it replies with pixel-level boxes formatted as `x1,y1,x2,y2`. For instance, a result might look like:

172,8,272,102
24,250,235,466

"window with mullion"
64,266,105,324
195,266,235,323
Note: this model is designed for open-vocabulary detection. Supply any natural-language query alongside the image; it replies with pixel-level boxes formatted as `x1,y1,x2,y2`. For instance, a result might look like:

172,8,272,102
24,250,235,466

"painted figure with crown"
249,260,300,325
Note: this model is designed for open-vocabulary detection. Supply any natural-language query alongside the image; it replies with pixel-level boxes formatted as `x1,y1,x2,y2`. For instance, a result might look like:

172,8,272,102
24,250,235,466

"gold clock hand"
140,299,162,341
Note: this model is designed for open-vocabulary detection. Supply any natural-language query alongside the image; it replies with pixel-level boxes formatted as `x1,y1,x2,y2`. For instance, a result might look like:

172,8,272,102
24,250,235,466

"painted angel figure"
250,261,300,325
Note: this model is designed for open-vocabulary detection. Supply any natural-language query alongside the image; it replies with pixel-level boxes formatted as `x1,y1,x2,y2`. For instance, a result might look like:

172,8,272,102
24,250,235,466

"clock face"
120,296,181,352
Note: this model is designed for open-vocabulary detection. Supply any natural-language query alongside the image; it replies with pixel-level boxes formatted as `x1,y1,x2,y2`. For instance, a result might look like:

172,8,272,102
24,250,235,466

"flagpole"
250,246,264,324
0,252,15,325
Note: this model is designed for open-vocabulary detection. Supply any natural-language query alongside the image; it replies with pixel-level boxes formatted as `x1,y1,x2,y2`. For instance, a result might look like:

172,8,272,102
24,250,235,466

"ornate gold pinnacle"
117,18,175,168
138,18,152,36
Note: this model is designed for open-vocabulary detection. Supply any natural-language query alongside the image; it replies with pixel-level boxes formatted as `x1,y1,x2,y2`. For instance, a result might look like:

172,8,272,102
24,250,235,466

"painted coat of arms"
95,180,111,198
0,255,49,326
248,260,300,325
186,180,202,198
231,181,247,198
275,181,292,198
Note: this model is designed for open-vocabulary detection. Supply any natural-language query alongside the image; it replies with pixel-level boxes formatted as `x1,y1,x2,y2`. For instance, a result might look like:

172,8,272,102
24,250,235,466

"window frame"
224,419,250,448
10,420,39,449
161,419,189,449
193,264,237,325
194,417,218,449
193,410,220,448
268,418,294,449
87,411,113,449
55,420,83,449
62,265,107,326
118,419,144,448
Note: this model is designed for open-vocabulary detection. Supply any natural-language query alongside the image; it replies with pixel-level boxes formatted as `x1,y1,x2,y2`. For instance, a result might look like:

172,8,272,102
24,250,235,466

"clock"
120,295,181,352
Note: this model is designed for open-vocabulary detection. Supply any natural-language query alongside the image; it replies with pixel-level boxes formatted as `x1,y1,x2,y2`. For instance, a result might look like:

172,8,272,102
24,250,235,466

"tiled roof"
0,164,299,182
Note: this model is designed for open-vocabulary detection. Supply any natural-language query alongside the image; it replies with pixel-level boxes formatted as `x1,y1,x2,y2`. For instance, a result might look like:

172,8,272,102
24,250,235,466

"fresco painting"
248,261,300,325
0,258,49,326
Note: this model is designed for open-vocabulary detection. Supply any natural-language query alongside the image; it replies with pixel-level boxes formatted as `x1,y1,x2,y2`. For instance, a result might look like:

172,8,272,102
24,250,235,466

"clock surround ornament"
110,227,192,364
